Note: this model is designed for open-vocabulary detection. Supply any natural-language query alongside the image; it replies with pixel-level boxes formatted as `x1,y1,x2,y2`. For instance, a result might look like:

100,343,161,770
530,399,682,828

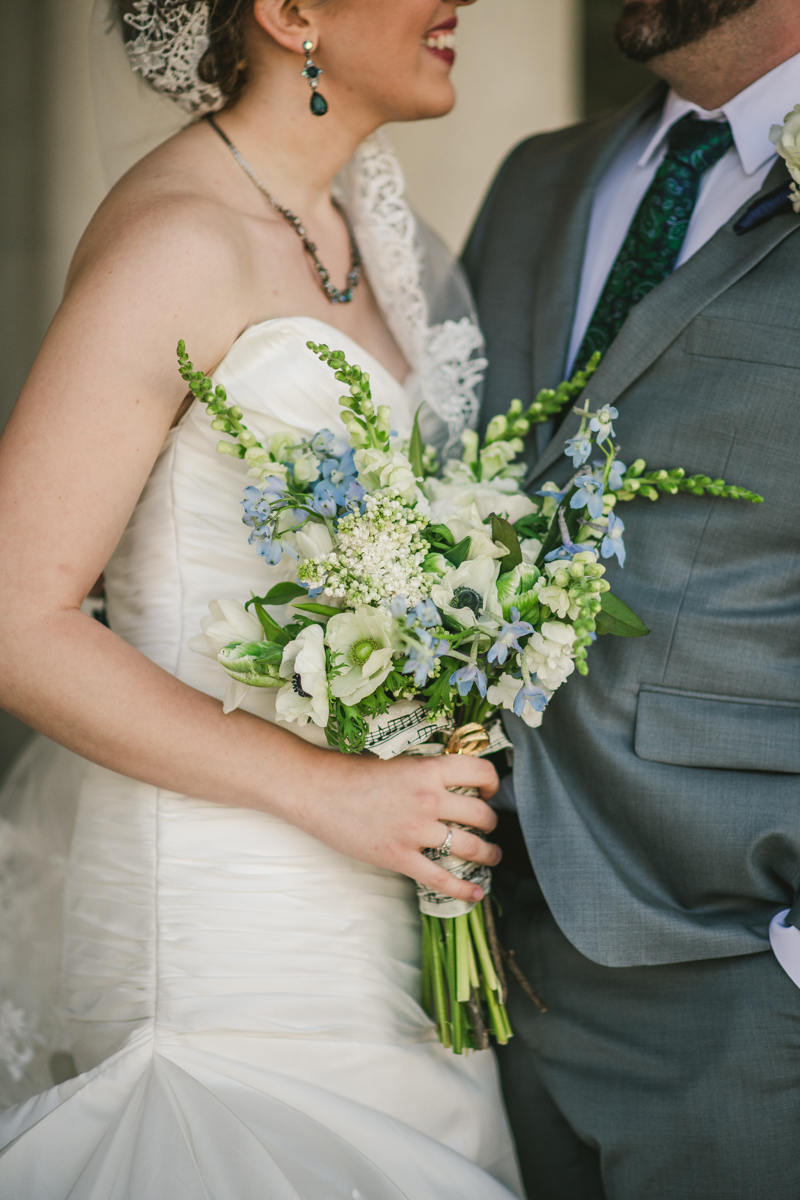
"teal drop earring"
301,41,328,116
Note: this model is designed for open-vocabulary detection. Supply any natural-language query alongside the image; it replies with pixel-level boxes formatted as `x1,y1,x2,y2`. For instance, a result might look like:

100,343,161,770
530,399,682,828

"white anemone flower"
326,606,396,705
430,556,503,628
276,623,329,728
188,599,265,714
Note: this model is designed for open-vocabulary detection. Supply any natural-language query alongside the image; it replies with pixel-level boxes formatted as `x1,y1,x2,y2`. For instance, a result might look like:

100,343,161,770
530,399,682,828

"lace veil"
89,0,486,450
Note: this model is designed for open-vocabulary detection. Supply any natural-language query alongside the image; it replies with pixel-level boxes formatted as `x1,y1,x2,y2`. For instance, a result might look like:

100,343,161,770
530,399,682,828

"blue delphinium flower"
607,459,627,491
570,474,604,519
488,608,534,666
565,435,592,467
254,533,283,565
310,488,338,518
536,482,569,503
600,511,626,566
390,595,408,619
513,681,548,718
449,664,488,698
409,599,441,628
544,509,584,561
589,405,618,444
402,631,450,687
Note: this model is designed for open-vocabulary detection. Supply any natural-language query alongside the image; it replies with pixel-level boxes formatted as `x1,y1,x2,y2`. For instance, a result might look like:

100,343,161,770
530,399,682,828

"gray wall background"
0,0,650,781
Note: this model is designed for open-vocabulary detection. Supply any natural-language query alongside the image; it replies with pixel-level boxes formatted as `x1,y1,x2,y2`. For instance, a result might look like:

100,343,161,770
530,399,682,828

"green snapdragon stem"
455,914,471,1002
421,914,433,1017
429,917,451,1049
444,919,464,1054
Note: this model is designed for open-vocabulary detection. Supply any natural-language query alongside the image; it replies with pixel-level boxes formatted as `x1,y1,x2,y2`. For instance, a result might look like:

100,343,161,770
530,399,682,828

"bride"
0,0,524,1196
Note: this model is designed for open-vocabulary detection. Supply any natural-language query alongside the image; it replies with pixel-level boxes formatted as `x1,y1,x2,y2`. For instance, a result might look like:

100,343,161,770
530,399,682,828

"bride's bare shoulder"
66,122,262,308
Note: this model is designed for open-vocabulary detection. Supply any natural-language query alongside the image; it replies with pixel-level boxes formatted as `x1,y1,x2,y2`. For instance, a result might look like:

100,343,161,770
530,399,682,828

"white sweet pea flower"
430,556,503,627
292,520,335,561
188,599,264,659
486,673,550,728
444,504,507,561
427,478,537,525
523,621,576,690
290,448,321,485
326,606,396,704
276,623,329,727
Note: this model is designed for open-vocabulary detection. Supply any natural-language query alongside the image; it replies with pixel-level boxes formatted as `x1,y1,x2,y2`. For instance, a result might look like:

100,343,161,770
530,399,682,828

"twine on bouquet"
416,723,547,1054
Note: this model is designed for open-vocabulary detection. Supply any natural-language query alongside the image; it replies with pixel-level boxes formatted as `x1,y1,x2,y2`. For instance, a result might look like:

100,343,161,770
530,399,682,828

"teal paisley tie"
572,114,734,373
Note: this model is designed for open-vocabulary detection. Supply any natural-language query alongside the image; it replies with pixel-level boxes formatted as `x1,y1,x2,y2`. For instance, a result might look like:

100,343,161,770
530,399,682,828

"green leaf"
597,593,650,638
258,581,308,606
409,405,425,481
490,513,522,574
250,601,291,646
445,536,472,568
513,513,549,540
424,523,455,549
291,601,341,618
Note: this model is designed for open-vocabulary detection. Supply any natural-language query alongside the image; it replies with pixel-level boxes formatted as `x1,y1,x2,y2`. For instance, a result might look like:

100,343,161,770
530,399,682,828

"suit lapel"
528,158,800,485
530,85,667,397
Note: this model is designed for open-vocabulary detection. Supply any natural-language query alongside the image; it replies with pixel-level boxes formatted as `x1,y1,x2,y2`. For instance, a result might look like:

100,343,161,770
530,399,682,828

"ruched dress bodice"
0,318,522,1200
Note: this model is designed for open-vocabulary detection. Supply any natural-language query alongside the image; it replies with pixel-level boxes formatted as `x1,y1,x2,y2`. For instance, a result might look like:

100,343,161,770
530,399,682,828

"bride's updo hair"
115,0,254,110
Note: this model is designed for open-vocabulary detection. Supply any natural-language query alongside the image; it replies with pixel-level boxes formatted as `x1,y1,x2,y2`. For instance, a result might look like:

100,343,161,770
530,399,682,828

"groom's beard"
614,0,761,62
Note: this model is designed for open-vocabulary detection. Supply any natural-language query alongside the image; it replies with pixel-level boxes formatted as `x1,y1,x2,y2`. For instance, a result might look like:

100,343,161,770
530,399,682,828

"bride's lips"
422,17,457,65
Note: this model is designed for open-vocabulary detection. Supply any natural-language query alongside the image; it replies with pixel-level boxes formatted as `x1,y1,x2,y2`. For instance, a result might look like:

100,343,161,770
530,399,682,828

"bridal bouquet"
178,339,761,1054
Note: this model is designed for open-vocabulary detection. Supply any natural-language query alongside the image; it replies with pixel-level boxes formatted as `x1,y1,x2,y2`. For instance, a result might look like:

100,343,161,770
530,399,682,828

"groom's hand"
285,745,501,903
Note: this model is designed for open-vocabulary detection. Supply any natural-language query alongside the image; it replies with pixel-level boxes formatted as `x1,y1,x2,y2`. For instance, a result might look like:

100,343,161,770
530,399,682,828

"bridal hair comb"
121,0,224,113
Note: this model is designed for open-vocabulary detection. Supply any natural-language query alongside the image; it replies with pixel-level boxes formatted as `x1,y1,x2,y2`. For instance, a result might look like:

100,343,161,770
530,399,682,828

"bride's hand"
279,746,501,903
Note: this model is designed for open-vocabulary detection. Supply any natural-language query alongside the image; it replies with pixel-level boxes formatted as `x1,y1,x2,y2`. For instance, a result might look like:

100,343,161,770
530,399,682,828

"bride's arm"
0,192,499,904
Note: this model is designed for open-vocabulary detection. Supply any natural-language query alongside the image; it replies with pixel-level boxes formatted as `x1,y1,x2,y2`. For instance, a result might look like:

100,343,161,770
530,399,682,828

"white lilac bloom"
522,622,577,690
486,673,550,728
430,557,503,628
276,623,329,727
326,606,396,705
297,491,429,606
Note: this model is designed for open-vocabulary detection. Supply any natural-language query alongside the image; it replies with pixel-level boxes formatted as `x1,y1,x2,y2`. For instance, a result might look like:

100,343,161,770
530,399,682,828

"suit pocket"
635,685,800,773
685,315,800,369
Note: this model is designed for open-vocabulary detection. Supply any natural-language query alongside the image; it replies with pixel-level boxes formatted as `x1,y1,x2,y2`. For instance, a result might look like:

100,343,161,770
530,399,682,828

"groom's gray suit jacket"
464,84,800,968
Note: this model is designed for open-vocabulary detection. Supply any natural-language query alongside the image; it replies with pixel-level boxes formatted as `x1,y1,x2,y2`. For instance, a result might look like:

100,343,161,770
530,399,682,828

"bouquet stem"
421,900,512,1052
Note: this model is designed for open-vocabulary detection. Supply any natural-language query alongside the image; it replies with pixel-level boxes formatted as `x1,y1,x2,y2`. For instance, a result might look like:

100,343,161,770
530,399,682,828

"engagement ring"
423,829,453,861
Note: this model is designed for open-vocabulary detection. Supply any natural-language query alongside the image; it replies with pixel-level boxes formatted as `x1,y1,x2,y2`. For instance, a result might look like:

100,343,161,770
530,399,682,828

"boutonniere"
769,104,800,212
733,106,800,235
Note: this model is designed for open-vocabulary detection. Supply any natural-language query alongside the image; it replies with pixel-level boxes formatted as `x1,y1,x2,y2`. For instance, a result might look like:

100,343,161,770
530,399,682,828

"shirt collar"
638,49,800,176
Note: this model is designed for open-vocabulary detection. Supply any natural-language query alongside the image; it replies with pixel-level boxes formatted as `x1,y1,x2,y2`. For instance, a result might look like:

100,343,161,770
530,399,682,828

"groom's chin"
613,0,677,64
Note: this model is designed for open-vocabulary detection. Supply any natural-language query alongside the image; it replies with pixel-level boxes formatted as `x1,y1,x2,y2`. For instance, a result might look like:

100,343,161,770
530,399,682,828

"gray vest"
464,85,800,967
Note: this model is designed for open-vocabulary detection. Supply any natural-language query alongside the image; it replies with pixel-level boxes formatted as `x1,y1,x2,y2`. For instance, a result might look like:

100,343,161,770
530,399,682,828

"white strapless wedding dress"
0,317,523,1199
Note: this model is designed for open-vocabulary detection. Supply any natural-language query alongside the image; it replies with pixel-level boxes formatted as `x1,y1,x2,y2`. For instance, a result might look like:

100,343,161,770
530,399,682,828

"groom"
464,1,800,1197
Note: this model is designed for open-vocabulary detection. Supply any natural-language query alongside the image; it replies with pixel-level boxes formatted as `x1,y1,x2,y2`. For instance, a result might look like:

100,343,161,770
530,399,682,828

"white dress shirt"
566,51,800,370
562,52,800,985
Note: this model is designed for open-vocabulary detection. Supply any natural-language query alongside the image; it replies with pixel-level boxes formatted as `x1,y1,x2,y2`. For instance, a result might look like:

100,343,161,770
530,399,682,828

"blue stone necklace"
206,115,362,305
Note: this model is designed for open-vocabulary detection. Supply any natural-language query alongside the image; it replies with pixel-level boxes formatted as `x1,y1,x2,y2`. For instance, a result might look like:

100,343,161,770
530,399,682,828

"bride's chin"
381,79,457,124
